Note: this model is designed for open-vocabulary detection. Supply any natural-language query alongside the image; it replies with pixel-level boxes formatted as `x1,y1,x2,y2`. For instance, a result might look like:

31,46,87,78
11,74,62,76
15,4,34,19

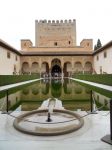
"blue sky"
0,0,112,49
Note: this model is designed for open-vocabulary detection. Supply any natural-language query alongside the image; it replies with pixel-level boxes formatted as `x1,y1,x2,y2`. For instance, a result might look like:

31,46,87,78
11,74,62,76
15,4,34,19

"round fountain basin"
13,109,84,136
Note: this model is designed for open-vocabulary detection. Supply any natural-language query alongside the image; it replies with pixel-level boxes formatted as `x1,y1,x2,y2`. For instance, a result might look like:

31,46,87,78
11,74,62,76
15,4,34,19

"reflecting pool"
0,78,111,112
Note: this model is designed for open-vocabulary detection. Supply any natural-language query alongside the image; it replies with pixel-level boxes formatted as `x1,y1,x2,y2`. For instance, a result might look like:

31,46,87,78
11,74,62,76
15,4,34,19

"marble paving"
0,111,112,150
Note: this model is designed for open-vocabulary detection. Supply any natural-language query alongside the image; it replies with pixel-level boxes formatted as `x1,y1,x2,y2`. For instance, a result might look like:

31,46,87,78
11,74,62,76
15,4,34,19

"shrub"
0,74,40,86
73,74,112,86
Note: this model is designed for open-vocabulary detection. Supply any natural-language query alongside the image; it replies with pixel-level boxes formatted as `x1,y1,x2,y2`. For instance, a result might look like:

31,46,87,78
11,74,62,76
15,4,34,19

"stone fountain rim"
13,109,84,136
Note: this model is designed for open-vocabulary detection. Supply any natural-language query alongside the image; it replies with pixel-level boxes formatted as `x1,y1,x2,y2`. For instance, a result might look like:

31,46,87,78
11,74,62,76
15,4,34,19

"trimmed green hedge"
0,74,40,86
73,74,112,86
73,80,112,98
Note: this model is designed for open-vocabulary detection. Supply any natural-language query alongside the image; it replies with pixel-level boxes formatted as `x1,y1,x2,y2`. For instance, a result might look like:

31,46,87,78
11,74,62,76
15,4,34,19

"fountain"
13,98,84,136
46,98,55,122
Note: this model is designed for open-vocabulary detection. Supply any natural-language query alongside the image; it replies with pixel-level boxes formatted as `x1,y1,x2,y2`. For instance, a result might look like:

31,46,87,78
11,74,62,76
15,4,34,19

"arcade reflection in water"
0,79,110,112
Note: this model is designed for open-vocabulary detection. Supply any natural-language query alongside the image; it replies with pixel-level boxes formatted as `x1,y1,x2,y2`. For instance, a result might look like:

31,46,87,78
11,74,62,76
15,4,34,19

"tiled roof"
93,40,112,55
0,39,21,55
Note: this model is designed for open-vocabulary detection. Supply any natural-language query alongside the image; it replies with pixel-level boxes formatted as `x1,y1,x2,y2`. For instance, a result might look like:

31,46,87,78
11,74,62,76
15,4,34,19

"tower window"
69,41,71,44
54,42,57,46
87,43,89,46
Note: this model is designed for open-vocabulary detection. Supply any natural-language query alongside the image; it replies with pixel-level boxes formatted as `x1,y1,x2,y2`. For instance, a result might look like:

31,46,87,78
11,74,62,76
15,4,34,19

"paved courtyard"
0,111,112,150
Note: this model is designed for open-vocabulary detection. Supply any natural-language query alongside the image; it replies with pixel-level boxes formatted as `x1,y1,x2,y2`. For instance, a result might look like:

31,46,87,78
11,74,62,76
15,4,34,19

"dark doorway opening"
51,65,61,77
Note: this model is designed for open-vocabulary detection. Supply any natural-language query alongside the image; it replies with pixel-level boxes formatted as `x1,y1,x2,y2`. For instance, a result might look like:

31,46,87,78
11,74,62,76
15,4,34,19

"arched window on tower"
68,41,71,45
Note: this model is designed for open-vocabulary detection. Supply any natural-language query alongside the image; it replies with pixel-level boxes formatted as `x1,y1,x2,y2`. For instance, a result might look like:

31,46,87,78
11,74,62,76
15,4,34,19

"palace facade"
0,19,112,75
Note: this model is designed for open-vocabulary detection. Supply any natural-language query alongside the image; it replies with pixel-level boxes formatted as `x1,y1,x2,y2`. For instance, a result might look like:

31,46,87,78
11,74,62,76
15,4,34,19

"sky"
0,0,112,49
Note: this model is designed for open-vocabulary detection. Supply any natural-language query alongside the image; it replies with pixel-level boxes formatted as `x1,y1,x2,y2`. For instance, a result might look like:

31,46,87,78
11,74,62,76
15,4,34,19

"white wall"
93,46,112,74
0,46,21,75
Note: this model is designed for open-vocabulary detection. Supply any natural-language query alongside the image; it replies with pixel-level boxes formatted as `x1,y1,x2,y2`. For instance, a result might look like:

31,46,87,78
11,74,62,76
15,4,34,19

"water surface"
0,79,110,112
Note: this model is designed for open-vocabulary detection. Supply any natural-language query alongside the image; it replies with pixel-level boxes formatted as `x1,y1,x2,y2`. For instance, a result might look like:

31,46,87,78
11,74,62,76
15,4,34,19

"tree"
97,39,102,49
94,39,102,51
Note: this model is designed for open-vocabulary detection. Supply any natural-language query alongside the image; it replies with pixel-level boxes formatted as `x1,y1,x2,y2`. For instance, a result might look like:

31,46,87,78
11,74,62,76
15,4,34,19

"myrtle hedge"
73,74,112,86
0,74,40,86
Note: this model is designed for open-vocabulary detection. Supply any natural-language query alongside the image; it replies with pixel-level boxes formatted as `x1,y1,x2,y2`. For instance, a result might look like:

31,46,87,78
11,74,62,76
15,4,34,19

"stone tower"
35,19,76,47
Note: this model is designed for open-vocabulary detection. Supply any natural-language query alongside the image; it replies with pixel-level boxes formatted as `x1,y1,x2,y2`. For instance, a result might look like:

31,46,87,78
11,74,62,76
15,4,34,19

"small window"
69,41,71,44
96,55,99,61
87,43,89,46
104,51,107,58
54,42,57,46
16,55,18,61
7,51,11,59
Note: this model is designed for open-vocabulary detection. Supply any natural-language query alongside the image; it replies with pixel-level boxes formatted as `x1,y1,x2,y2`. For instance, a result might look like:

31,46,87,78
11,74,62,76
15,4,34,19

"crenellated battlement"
35,19,76,47
20,19,93,52
36,19,76,24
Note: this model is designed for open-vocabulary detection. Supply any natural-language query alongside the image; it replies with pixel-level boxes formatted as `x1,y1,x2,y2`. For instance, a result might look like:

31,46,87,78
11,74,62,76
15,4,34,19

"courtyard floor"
0,111,112,150
0,78,112,149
